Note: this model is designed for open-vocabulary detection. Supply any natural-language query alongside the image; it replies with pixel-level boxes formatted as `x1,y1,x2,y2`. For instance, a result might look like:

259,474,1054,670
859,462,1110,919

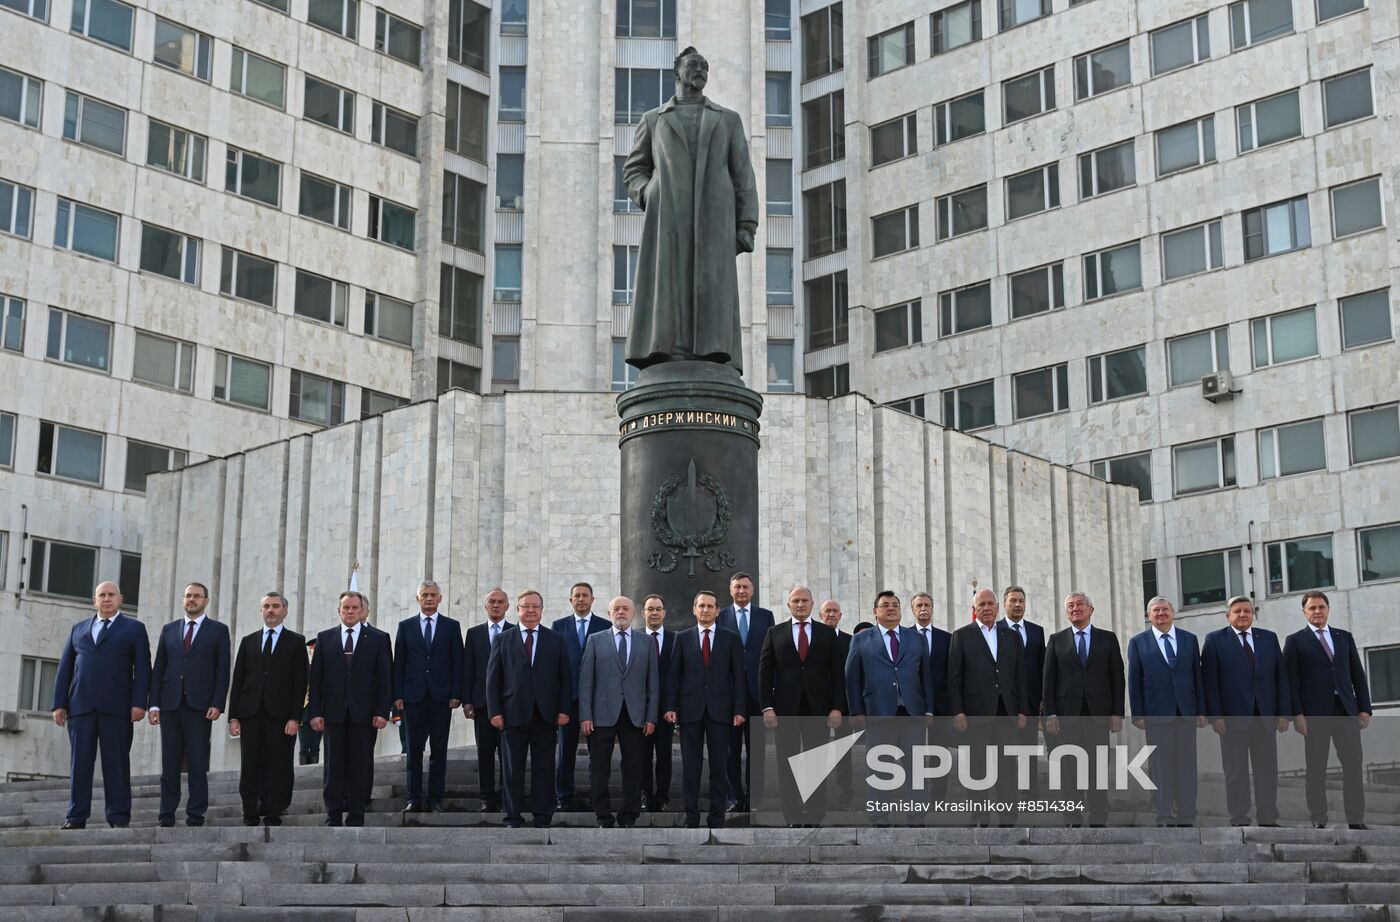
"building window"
1318,0,1366,22
494,245,522,301
225,147,281,206
54,199,119,262
308,0,358,38
1142,560,1158,608
37,421,104,484
1266,535,1334,596
132,330,194,392
0,67,42,129
934,90,984,146
613,157,640,213
1150,14,1210,76
767,340,795,393
146,120,206,182
304,76,355,133
874,299,922,353
803,180,847,258
868,22,914,79
1003,65,1055,124
214,351,272,410
293,270,348,327
0,179,33,238
943,380,996,431
871,113,917,166
1088,345,1147,404
806,271,848,350
932,0,982,55
1359,523,1400,583
446,82,489,162
614,68,665,125
765,72,792,127
119,551,141,605
374,10,422,65
2,0,46,21
806,363,850,398
1161,220,1222,281
499,67,526,122
439,264,482,345
251,0,289,9
765,160,793,216
492,154,523,211
0,412,13,468
1082,241,1141,300
1012,363,1070,420
1236,89,1301,152
491,336,520,389
371,102,418,157
1,296,23,352
871,204,919,258
1074,41,1130,100
46,308,110,372
801,4,843,81
364,291,413,346
1091,452,1153,502
299,173,351,230
617,0,676,37
1009,262,1064,319
368,196,416,251
18,657,59,713
999,0,1049,30
885,396,926,418
360,389,407,417
1368,646,1400,705
1167,326,1229,388
935,184,988,240
442,172,486,252
124,440,187,493
1252,305,1317,368
610,339,640,392
1242,195,1310,260
767,249,793,305
448,0,489,71
1349,404,1400,464
803,91,845,169
1331,177,1383,239
1179,547,1244,608
1322,67,1373,128
765,0,791,40
1078,139,1135,199
1173,436,1236,495
612,245,638,304
219,249,277,306
1258,418,1326,480
230,47,286,109
28,538,98,600
1005,163,1059,220
153,16,212,79
71,0,132,50
1155,115,1215,177
436,358,480,394
1229,0,1293,49
62,92,126,155
139,224,200,285
1340,289,1392,350
938,281,991,337
289,370,345,426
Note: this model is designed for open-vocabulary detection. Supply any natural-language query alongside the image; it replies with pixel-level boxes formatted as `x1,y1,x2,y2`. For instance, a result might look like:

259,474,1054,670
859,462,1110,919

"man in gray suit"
579,595,659,828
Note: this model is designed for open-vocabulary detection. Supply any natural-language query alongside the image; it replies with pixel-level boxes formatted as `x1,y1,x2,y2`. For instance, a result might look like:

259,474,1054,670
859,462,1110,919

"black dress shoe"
325,815,344,827
618,821,636,829
60,821,85,830
684,818,700,829
1260,823,1280,828
158,819,176,828
707,818,725,828
428,804,444,814
186,818,205,828
597,818,616,828
503,820,524,829
727,801,749,814
532,818,552,828
346,815,365,827
242,816,261,827
109,822,129,828
1314,823,1328,829
1349,823,1369,830
653,801,669,813
555,797,571,811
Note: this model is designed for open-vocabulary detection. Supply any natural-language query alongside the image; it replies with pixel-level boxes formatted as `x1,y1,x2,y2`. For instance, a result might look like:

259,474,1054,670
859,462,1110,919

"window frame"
805,270,849,351
298,172,352,231
801,4,843,82
374,9,423,66
367,195,417,252
363,291,413,347
1090,451,1153,503
45,307,111,373
1178,547,1246,609
1004,162,1060,220
27,537,99,601
999,0,1050,31
213,350,272,411
1011,362,1071,421
1251,305,1318,368
292,268,349,327
219,247,278,307
288,369,346,426
131,329,195,393
63,90,127,156
1167,326,1230,389
1257,416,1327,480
870,204,919,258
868,21,915,79
1002,65,1055,125
1087,344,1148,405
1082,240,1142,301
146,119,207,183
152,15,212,81
17,656,60,713
1160,219,1223,282
1073,39,1131,101
1008,262,1065,319
935,183,989,241
1347,403,1400,465
225,146,282,207
870,111,917,167
36,419,106,486
1078,138,1136,199
0,178,34,238
70,0,133,51
371,101,419,158
1150,14,1210,76
1330,176,1384,239
1242,195,1311,261
933,89,985,147
613,67,665,126
1155,115,1216,177
1321,67,1374,129
303,75,356,134
931,0,982,56
138,222,201,285
873,299,922,353
229,46,287,109
54,198,119,262
1229,0,1294,50
802,91,845,169
1265,533,1336,597
123,438,187,494
1339,288,1392,351
1172,435,1237,496
0,66,42,129
1,295,23,353
942,379,996,432
307,0,358,39
1358,522,1400,585
1236,88,1302,153
616,0,677,38
938,281,992,338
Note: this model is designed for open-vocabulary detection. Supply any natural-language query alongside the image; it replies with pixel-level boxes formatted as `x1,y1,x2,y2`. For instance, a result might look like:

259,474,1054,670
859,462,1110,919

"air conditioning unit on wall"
1202,371,1236,403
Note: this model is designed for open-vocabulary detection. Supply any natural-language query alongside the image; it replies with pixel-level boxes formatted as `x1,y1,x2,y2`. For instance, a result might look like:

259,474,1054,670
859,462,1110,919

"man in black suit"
462,587,511,811
148,582,231,828
819,599,855,809
1042,591,1124,827
999,586,1045,795
759,585,845,825
910,592,953,803
664,590,746,828
949,587,1027,825
550,582,609,811
717,572,773,812
487,589,572,828
393,580,464,813
1283,591,1372,830
228,591,307,826
640,594,675,812
307,591,393,826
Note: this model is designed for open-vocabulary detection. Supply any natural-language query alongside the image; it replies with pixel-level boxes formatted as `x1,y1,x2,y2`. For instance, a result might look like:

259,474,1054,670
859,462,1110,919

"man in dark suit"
487,589,572,828
228,591,307,826
1283,590,1372,829
392,580,464,813
664,590,746,828
1042,591,1124,826
462,587,511,811
717,571,773,812
52,581,151,829
759,586,846,824
949,588,1027,825
550,581,609,811
640,594,675,812
999,586,1045,795
910,592,953,803
148,582,231,828
819,599,856,809
1129,597,1206,826
1201,595,1290,827
307,591,393,826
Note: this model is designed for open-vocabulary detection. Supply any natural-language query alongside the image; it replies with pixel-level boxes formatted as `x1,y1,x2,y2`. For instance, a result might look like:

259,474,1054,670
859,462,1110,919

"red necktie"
702,629,711,667
797,621,808,662
524,628,535,665
183,620,195,654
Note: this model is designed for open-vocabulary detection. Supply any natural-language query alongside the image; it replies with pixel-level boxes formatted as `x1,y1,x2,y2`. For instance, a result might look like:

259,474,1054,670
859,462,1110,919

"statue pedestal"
616,361,763,629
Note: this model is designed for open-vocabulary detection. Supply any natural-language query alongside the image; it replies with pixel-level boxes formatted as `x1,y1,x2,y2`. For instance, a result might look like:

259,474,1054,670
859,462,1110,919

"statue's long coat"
623,96,759,373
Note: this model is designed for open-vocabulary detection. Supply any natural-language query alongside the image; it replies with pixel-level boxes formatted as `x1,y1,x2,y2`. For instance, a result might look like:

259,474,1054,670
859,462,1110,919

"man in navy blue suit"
717,572,773,812
148,582,231,827
1129,597,1206,826
52,581,151,829
550,582,609,811
999,586,1045,793
393,580,465,813
462,587,511,812
910,592,952,802
1283,590,1372,829
640,594,676,812
487,589,572,828
1201,595,1290,826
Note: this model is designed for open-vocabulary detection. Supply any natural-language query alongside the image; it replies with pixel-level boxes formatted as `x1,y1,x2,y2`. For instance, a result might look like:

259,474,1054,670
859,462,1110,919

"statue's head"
674,46,708,93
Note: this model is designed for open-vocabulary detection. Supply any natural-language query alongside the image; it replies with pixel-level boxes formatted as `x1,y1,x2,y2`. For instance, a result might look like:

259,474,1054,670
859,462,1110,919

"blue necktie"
423,617,433,646
577,618,587,649
738,608,749,644
617,631,628,666
1076,630,1087,667
1163,634,1177,667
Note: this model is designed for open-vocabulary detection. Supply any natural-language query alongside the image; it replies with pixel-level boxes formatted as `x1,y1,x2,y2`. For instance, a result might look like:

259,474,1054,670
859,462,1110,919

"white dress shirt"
979,622,999,661
90,612,122,644
1154,625,1180,663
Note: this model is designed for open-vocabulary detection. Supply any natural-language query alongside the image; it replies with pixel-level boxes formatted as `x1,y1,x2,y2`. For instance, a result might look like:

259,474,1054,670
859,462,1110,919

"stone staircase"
0,748,1397,920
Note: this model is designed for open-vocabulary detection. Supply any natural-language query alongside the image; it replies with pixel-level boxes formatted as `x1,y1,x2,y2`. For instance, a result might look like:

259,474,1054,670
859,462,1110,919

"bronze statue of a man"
622,47,759,374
